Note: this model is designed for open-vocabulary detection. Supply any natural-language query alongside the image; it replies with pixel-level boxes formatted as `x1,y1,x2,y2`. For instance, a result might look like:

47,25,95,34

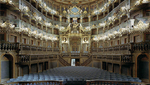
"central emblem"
69,6,81,15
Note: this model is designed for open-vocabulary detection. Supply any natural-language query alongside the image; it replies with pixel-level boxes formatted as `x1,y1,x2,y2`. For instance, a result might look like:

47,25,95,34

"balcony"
18,55,57,65
19,44,59,55
92,43,131,55
0,42,19,51
131,42,150,52
96,55,132,64
92,42,150,63
71,51,80,56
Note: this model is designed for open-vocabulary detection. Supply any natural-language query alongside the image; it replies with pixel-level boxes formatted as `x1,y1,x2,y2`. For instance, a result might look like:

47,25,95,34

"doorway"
137,54,149,82
71,59,80,66
1,54,13,80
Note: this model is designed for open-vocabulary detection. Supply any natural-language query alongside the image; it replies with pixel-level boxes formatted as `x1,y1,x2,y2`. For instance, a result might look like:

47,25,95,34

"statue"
71,21,79,33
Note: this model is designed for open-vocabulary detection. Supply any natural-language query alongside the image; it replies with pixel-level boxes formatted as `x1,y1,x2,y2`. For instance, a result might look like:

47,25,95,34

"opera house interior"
0,0,150,84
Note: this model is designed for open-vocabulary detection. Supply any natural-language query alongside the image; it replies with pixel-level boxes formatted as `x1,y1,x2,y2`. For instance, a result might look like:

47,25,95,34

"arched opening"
1,54,13,80
137,54,149,82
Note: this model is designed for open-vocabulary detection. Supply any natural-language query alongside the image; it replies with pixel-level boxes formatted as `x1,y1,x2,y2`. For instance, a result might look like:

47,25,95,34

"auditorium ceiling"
52,0,97,5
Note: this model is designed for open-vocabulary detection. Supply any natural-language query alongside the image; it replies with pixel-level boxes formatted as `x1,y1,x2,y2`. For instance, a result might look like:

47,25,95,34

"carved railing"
2,80,145,85
92,43,131,55
91,48,97,52
20,44,59,52
0,42,19,51
70,51,80,56
53,47,59,52
2,80,63,85
86,80,144,85
18,55,56,63
59,56,70,66
131,42,150,51
93,42,150,54
96,55,132,63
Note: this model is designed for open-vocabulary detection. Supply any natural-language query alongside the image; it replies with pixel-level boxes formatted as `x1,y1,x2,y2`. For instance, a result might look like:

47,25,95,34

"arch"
0,53,15,82
135,53,150,83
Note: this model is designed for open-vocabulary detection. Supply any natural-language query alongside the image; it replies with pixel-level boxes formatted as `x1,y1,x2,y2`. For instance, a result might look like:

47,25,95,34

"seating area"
7,66,141,83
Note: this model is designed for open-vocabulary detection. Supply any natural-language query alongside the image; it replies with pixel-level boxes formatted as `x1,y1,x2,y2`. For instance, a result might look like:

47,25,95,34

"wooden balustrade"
53,47,59,52
18,55,55,63
0,42,19,51
2,80,63,85
2,80,145,85
96,55,132,63
121,55,132,62
20,44,59,52
132,42,150,51
47,48,52,51
96,43,131,53
19,55,29,62
96,42,150,54
86,80,145,85
91,48,97,52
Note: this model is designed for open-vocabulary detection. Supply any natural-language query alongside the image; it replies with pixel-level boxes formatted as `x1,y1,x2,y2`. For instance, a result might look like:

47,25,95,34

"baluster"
135,44,137,50
12,43,14,50
5,43,7,50
141,43,144,51
11,43,12,50
3,43,5,50
23,56,25,62
0,43,1,50
16,43,19,50
6,43,8,50
7,43,10,50
2,43,4,50
144,43,146,51
8,43,10,50
1,43,3,50
147,43,149,50
11,43,13,50
9,43,11,50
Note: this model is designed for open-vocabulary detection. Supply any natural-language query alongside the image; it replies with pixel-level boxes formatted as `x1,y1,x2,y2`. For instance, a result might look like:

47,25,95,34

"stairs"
59,56,70,66
80,56,92,66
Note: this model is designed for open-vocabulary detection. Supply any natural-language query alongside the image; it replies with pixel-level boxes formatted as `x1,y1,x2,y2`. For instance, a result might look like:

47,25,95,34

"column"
29,55,31,73
97,41,99,52
59,36,62,53
52,41,54,52
80,37,83,53
29,65,31,74
106,62,108,71
112,63,114,73
88,36,91,53
42,62,45,71
48,61,50,69
37,63,39,73
68,36,70,52
119,64,122,74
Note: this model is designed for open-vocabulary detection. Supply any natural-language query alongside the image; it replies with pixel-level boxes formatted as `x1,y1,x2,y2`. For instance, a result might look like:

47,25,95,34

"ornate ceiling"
53,0,96,5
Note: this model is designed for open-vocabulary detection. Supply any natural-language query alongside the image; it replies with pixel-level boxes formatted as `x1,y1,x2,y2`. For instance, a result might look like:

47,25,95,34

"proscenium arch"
135,53,150,83
0,53,16,82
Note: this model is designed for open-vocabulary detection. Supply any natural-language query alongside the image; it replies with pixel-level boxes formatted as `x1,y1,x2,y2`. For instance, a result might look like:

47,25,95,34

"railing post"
86,82,90,85
59,81,63,85
130,43,134,52
120,55,122,62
